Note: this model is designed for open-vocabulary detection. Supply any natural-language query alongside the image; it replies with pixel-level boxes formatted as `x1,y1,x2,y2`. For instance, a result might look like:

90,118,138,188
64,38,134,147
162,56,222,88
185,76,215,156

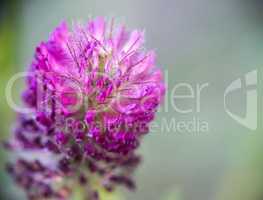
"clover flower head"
6,17,165,200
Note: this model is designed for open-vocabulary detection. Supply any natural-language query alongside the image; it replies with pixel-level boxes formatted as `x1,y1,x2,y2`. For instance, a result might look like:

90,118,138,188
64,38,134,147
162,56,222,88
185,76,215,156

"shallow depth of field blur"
0,0,263,200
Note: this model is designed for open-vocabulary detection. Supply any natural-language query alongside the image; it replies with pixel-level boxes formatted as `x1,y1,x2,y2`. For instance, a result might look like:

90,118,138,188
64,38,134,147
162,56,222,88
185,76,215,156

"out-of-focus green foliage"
162,189,182,200
71,186,124,200
0,15,17,140
216,130,263,200
0,1,21,199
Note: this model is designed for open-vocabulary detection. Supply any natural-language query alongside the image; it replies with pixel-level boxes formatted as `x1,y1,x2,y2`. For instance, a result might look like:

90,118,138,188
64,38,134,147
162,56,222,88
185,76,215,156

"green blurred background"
0,0,263,200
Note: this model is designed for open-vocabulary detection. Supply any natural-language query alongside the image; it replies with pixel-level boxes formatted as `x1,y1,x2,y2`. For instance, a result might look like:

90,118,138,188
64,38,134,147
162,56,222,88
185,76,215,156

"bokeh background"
0,0,263,200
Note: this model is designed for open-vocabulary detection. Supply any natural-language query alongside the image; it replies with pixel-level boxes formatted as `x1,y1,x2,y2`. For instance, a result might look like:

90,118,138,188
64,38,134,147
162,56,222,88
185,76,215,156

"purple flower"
6,17,165,199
